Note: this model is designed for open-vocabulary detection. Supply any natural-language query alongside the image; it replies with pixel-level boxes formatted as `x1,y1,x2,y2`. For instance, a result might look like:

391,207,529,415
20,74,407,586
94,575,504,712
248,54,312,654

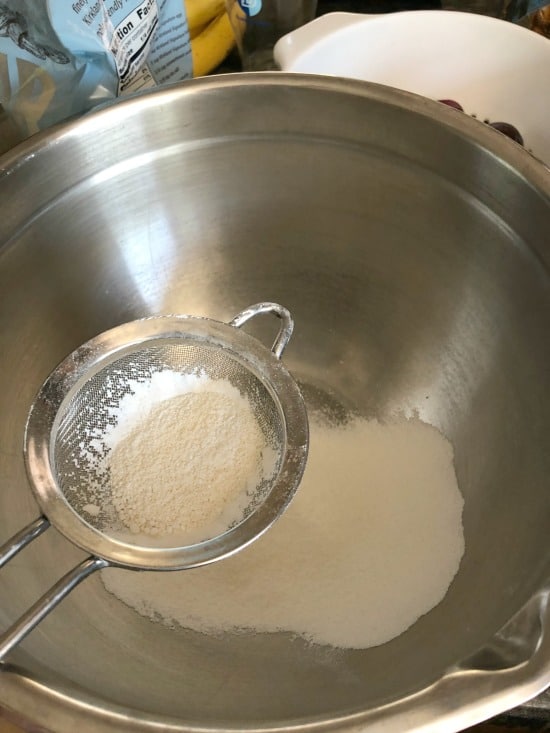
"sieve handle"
229,302,294,359
0,520,108,661
0,516,50,569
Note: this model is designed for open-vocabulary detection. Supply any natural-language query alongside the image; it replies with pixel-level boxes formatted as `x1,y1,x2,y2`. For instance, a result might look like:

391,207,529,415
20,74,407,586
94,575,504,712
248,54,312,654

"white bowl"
274,10,550,165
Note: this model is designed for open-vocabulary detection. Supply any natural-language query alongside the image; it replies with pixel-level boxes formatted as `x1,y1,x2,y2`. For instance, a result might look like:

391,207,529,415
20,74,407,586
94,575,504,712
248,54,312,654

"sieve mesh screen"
52,339,285,543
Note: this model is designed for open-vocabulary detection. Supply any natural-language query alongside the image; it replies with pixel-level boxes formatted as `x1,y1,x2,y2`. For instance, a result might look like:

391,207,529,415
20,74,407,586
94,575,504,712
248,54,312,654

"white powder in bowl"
102,414,465,649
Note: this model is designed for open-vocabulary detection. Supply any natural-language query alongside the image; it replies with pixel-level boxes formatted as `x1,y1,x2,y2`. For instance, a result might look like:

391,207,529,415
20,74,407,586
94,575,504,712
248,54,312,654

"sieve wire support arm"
0,518,109,661
229,302,294,359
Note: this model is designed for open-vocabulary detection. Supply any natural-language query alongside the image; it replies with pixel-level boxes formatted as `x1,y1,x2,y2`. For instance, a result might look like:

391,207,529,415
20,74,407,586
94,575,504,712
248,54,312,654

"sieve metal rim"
23,312,309,571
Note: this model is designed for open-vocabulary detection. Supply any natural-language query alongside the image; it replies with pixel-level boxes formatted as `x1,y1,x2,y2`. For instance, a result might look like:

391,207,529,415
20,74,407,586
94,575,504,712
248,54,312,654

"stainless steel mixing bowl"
0,74,548,733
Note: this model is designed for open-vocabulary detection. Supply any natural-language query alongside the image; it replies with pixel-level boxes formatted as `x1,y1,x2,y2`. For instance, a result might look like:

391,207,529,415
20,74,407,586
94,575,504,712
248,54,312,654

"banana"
190,19,209,40
185,0,226,34
191,9,236,77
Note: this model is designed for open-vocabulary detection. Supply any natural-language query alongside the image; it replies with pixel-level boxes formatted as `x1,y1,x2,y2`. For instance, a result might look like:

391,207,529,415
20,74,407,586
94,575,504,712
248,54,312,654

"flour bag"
0,0,234,143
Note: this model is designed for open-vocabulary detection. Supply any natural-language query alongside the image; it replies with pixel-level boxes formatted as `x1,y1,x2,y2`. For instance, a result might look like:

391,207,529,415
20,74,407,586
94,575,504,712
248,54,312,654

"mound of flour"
79,370,274,544
102,414,465,649
109,389,269,540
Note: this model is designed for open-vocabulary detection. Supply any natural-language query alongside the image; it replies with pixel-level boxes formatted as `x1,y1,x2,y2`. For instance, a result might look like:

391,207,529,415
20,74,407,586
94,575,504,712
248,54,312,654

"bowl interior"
0,77,549,728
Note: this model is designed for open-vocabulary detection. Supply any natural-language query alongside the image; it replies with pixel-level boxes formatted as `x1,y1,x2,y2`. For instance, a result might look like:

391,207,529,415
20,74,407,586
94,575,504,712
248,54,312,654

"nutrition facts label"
71,0,192,94
110,0,159,92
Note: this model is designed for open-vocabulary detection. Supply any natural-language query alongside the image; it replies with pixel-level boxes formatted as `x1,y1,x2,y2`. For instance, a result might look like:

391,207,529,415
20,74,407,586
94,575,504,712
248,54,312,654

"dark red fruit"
438,99,464,112
488,121,524,146
436,98,525,147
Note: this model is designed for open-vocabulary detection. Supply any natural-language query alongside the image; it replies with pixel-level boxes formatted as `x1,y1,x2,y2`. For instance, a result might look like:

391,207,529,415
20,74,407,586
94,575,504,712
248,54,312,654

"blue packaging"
0,0,192,139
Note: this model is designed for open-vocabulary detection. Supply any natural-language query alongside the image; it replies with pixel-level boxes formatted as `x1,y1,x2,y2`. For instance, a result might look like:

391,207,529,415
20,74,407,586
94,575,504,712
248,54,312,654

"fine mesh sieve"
0,303,309,660
54,341,284,539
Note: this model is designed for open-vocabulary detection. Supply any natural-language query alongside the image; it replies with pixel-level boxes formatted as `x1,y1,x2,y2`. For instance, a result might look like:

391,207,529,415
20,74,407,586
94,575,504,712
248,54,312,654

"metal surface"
0,74,548,732
0,558,108,662
0,518,49,570
0,304,308,660
229,302,294,358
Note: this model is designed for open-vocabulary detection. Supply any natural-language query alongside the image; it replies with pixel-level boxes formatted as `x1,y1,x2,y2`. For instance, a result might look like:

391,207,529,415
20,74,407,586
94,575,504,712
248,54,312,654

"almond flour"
82,370,273,544
103,414,465,649
108,389,268,541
